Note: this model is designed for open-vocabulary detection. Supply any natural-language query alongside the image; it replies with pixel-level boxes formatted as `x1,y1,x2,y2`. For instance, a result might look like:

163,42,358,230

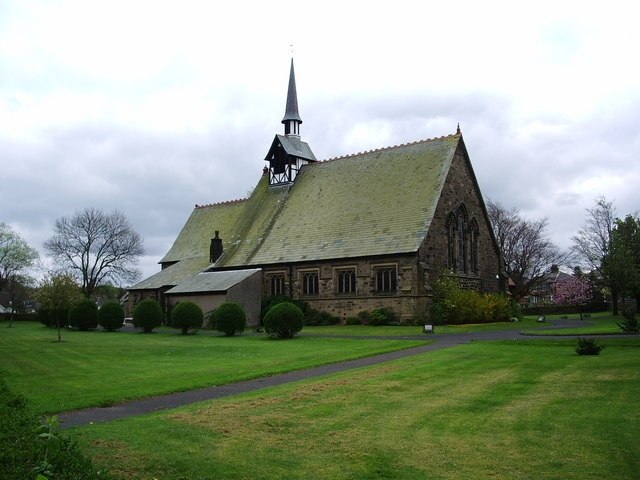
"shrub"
0,375,110,480
98,300,125,332
263,301,304,338
133,299,163,333
617,306,639,333
576,337,605,356
211,302,246,336
357,308,397,326
430,270,460,324
304,309,340,326
345,316,361,325
508,299,522,320
38,307,51,327
429,271,512,325
410,305,429,326
68,299,98,330
357,310,371,324
261,295,293,321
171,301,204,335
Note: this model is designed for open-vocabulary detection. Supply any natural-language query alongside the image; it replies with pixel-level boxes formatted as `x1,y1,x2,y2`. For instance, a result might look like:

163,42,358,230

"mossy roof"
160,199,248,264
145,134,461,282
217,134,460,266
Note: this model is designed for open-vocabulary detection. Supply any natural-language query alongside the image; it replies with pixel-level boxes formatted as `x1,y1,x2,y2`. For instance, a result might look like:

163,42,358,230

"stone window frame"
470,218,480,274
268,271,286,297
447,204,478,275
456,204,468,273
446,212,457,270
372,263,398,294
300,269,320,296
335,266,357,295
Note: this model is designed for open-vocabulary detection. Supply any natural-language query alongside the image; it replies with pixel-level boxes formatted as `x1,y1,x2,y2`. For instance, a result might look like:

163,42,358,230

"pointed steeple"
281,58,302,135
265,58,315,186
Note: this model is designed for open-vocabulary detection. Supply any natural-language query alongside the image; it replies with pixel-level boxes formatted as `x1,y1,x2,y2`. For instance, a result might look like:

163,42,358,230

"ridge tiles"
195,198,248,209
320,132,460,163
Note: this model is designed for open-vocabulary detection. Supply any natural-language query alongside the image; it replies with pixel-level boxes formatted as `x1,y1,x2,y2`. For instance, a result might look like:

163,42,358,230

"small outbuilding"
165,269,262,327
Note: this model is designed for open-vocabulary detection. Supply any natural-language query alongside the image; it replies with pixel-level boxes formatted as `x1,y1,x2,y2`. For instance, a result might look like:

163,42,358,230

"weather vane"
289,43,295,56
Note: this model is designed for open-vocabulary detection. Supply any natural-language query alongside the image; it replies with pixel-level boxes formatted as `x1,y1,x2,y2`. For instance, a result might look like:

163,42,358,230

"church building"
128,60,504,325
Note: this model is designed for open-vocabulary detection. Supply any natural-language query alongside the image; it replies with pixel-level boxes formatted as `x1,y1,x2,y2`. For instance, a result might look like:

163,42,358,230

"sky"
1,0,639,283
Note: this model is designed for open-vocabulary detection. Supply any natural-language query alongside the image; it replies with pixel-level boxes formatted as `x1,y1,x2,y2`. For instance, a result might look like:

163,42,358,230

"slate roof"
136,133,463,289
165,269,261,294
265,134,316,162
129,257,212,290
217,133,460,267
281,59,302,124
160,199,248,264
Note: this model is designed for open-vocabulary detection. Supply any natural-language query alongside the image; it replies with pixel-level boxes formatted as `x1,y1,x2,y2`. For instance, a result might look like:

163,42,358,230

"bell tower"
265,58,316,186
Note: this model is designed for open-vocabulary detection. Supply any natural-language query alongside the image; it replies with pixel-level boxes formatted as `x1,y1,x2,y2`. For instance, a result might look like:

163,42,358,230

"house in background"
524,265,575,307
128,60,504,324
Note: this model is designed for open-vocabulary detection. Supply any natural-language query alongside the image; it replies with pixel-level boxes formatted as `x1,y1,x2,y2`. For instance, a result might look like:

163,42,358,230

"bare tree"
487,199,566,299
44,208,144,298
571,197,619,314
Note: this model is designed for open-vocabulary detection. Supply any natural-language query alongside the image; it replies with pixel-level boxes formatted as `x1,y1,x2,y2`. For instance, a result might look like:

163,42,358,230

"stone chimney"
210,231,223,263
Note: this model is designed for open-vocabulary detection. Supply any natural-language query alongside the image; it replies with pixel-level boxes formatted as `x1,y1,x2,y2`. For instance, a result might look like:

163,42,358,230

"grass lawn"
73,338,640,480
521,311,628,335
0,321,428,415
303,316,545,336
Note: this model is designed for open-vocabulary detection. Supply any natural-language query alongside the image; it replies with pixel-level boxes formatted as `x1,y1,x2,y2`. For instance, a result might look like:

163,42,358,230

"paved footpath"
57,322,634,429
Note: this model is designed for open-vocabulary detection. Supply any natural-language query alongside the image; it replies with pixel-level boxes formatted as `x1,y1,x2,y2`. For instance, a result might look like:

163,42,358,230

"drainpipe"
288,264,293,298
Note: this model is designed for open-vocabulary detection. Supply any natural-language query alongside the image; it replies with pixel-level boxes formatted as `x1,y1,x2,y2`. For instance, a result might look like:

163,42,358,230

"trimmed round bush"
68,299,98,331
133,299,163,333
263,301,303,339
171,301,203,334
98,300,125,332
212,302,246,336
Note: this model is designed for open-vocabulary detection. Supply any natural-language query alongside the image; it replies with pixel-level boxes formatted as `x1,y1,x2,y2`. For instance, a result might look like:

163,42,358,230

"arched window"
470,218,479,274
446,212,457,270
456,205,468,273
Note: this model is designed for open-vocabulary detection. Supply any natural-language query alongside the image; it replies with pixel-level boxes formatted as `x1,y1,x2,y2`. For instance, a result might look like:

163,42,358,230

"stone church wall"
261,255,428,323
418,144,501,293
258,144,501,323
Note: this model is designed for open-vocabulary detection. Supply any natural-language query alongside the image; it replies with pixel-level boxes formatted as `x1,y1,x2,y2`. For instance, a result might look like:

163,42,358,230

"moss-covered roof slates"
160,199,248,264
158,135,459,271
227,135,458,266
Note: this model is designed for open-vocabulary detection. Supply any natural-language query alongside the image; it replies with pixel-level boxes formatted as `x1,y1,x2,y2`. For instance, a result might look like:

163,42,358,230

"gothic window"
269,273,285,296
337,269,357,294
446,212,457,270
374,266,397,293
456,205,468,273
470,218,479,274
302,271,319,296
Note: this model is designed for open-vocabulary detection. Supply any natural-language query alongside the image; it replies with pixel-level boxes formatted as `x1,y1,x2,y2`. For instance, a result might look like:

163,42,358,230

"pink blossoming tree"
553,277,592,320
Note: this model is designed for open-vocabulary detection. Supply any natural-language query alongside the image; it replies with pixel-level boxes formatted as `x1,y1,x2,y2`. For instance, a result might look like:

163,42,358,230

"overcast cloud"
1,0,639,282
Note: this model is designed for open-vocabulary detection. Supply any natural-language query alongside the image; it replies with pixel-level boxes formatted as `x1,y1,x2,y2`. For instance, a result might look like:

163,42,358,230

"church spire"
281,58,302,136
